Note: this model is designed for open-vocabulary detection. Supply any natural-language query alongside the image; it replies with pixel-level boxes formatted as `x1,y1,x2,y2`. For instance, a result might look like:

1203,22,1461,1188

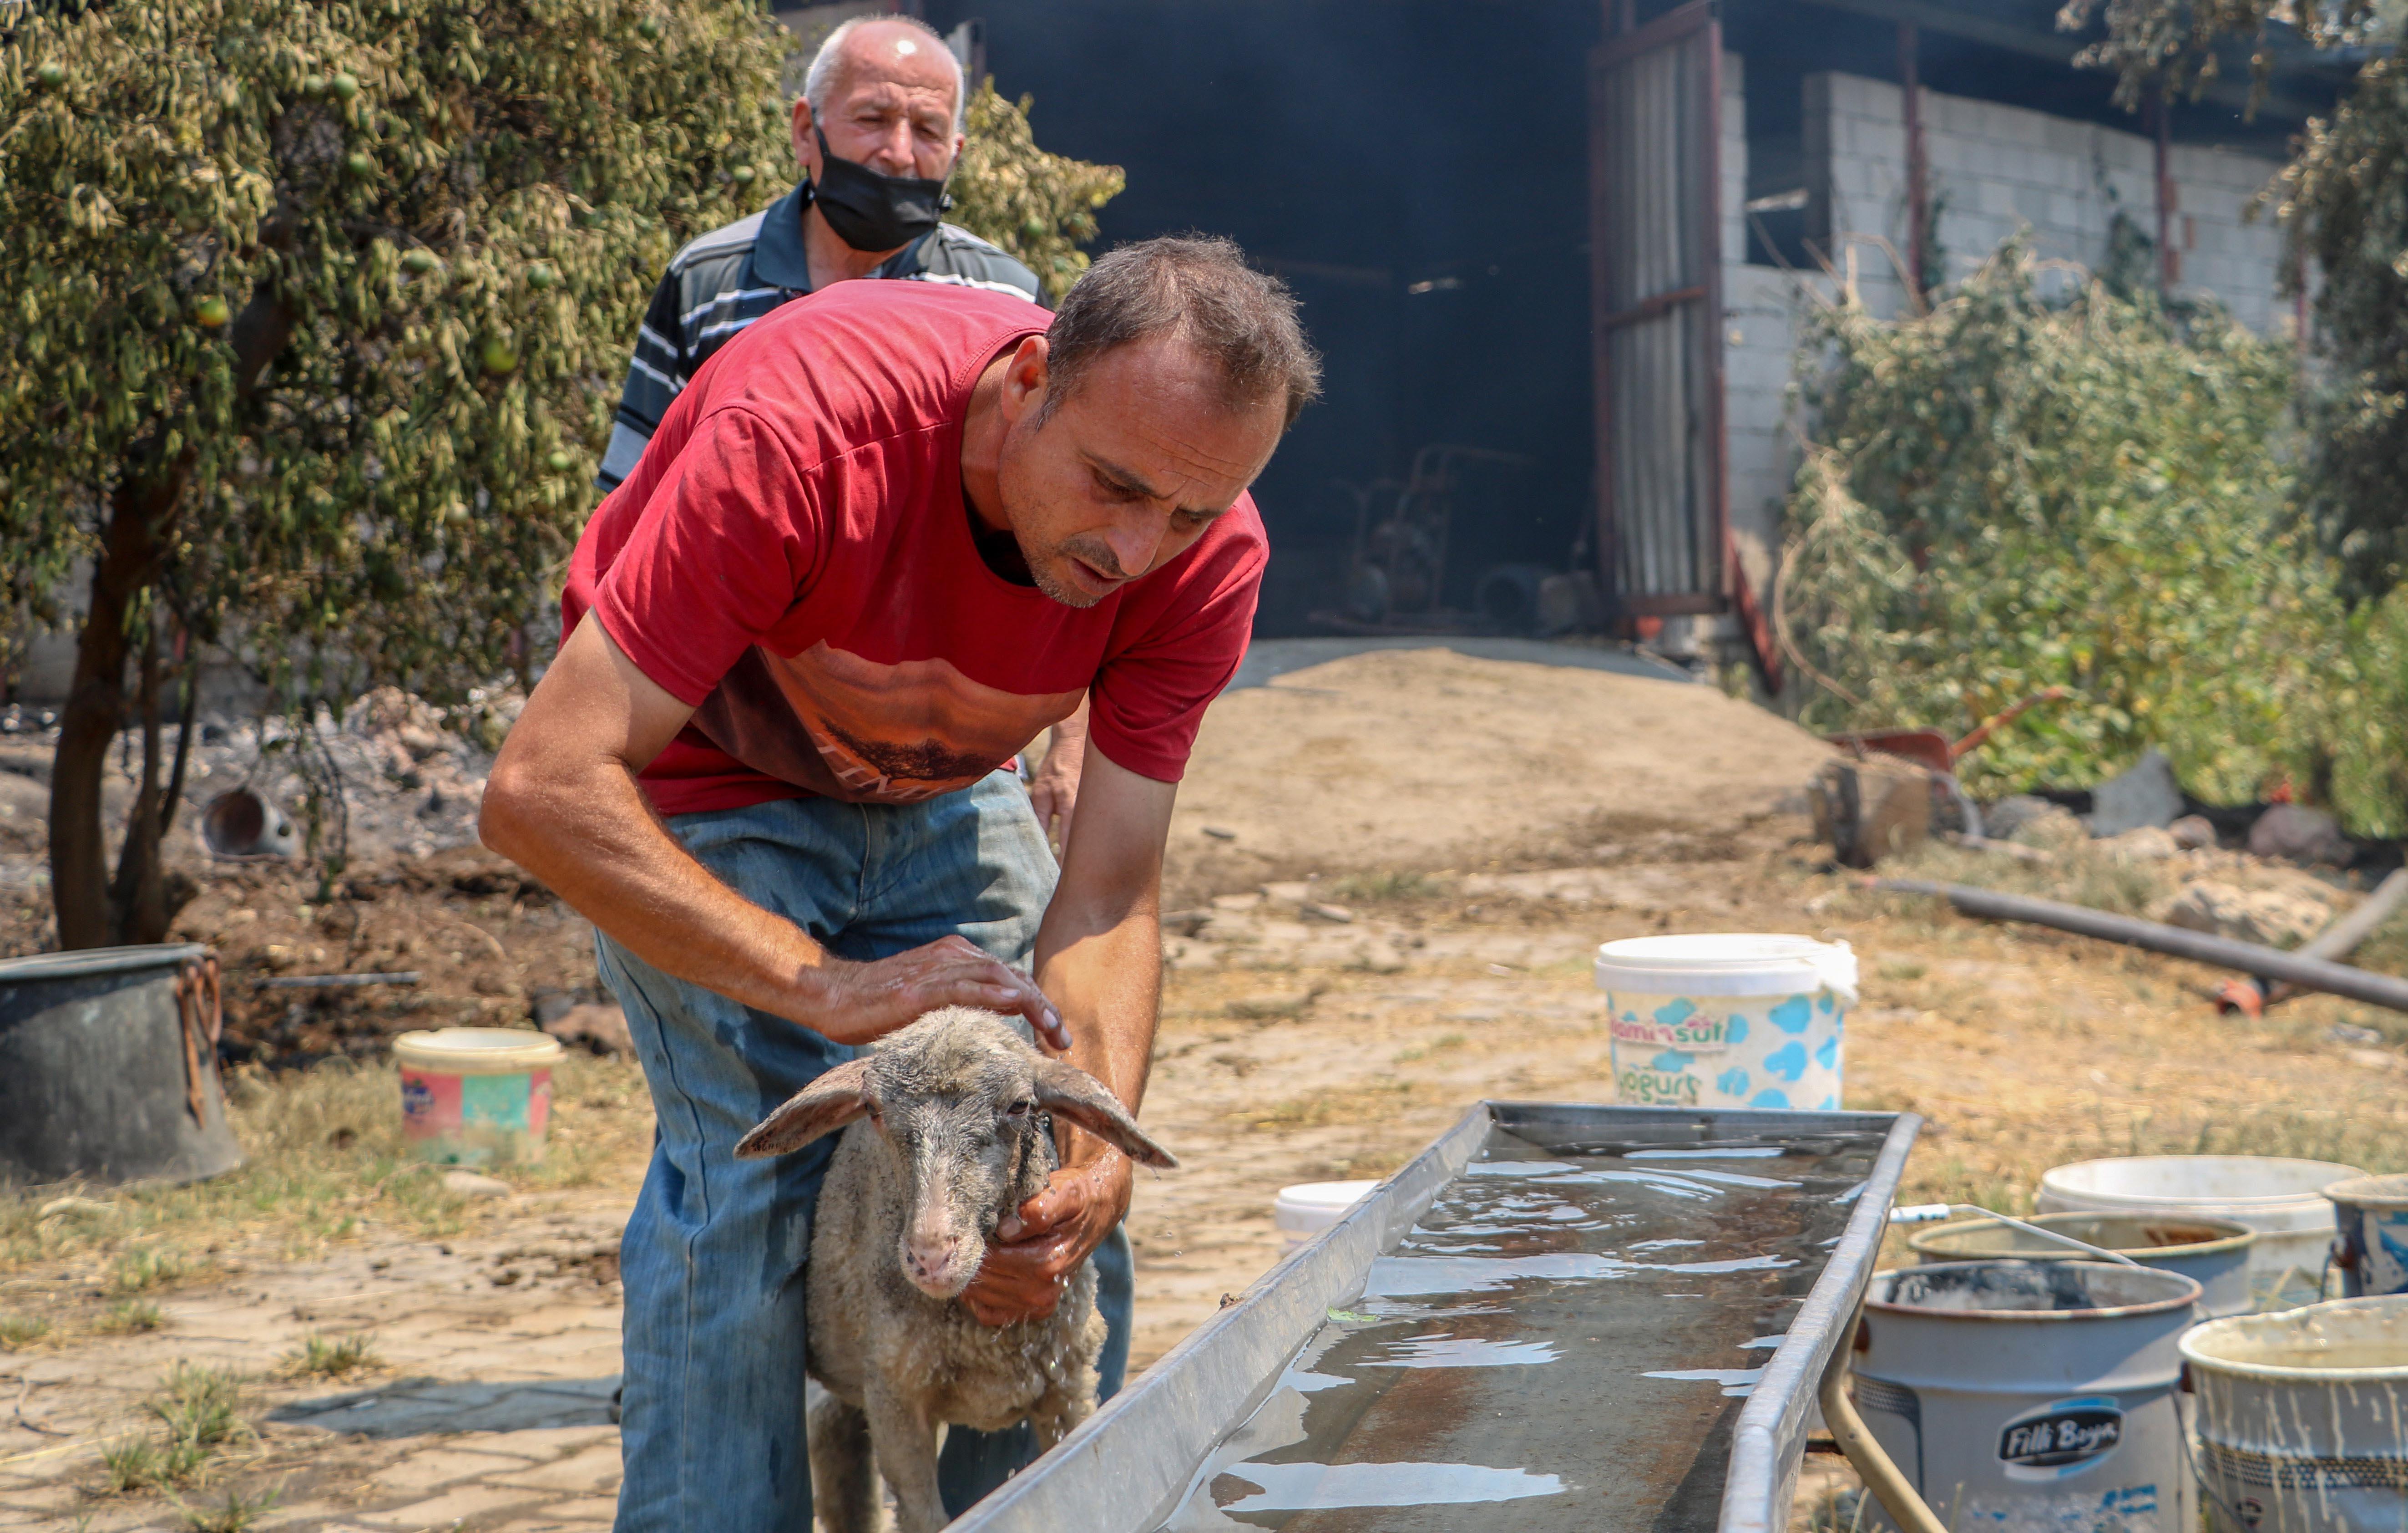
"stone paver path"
0,1197,632,1532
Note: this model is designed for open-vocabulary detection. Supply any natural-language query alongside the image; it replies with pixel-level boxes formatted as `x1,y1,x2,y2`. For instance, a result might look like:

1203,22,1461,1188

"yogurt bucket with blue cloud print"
1594,934,1858,1111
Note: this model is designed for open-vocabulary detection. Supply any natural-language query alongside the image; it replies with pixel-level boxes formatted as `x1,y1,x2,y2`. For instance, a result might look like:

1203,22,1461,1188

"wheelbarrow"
1826,688,2069,839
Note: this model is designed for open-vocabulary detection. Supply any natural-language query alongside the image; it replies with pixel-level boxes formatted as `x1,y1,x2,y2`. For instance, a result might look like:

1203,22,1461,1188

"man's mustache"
1059,534,1128,580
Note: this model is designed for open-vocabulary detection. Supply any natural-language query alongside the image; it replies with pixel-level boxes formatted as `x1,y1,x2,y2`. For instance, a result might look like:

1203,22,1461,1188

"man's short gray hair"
804,15,967,134
1041,236,1323,431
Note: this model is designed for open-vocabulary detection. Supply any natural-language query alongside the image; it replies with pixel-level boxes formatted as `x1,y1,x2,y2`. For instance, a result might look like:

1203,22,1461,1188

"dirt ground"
4,647,2406,1531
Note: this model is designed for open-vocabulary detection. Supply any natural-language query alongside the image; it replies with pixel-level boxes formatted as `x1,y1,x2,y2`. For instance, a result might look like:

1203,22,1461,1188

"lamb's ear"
736,1057,875,1159
1033,1060,1179,1169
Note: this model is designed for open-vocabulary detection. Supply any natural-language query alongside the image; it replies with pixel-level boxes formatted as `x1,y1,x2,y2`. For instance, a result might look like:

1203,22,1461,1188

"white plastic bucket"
1908,1212,2257,1319
1855,1260,2202,1533
394,1027,565,1166
1593,934,1857,1111
2325,1174,2408,1299
2038,1157,2366,1311
2181,1295,2408,1533
1274,1180,1377,1248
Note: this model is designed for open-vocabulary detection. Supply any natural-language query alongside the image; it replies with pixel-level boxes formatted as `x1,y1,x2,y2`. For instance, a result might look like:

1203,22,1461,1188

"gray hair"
804,15,968,134
1041,236,1323,431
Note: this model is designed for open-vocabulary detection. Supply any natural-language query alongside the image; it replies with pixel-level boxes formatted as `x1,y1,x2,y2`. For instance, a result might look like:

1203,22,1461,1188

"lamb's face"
868,1051,1046,1300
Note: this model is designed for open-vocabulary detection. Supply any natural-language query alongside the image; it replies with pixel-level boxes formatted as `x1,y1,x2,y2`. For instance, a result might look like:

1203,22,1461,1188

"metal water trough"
956,1100,1920,1533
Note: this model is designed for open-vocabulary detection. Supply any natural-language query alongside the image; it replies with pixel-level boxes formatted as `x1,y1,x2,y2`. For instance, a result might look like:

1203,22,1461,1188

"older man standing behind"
602,14,1092,844
598,15,1040,495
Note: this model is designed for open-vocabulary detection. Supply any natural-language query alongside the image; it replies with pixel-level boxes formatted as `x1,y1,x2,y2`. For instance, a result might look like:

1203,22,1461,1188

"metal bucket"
2181,1295,2408,1533
0,944,243,1187
1908,1212,2256,1317
950,1101,1920,1533
1854,1260,2202,1533
2039,1156,2362,1310
2324,1175,2408,1299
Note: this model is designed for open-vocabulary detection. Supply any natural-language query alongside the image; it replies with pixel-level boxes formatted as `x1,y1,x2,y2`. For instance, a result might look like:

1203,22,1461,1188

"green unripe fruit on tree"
546,450,573,472
344,152,374,178
402,248,436,274
35,62,66,89
193,295,231,329
526,263,556,289
1021,217,1047,240
301,73,324,96
443,502,469,526
637,16,662,39
479,337,518,376
329,71,359,100
731,164,755,185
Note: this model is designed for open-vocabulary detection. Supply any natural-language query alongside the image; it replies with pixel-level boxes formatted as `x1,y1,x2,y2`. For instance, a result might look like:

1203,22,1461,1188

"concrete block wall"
1713,60,2292,643
1804,70,2288,330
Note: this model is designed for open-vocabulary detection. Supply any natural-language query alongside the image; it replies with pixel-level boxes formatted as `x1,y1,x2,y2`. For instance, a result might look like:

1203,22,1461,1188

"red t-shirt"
563,281,1266,817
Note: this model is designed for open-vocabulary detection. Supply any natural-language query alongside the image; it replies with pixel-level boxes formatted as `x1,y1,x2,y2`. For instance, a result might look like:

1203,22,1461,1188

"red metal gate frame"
1588,2,1782,689
1589,0,1726,623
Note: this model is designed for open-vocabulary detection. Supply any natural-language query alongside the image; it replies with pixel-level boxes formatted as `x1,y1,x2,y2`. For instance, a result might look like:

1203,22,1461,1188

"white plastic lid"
1274,1180,1379,1236
393,1027,565,1074
1593,934,1859,1001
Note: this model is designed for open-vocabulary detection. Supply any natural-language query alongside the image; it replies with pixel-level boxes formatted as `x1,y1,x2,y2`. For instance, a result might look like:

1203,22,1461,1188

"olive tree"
949,82,1124,302
0,0,793,948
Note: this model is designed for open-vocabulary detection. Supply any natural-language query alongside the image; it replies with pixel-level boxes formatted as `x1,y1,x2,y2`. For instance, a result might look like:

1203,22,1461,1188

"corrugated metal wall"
1591,2,1725,615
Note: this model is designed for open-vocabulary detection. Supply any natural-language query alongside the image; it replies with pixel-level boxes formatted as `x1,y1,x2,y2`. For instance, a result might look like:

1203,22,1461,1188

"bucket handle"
1887,1203,2148,1269
174,953,223,1125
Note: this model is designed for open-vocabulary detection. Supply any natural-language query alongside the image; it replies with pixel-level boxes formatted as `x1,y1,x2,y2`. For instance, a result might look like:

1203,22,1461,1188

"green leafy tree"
2063,0,2408,599
947,81,1124,302
1776,243,2403,823
0,0,792,948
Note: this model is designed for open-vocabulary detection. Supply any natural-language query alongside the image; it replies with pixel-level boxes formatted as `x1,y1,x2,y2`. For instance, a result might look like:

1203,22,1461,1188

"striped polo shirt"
596,181,1042,491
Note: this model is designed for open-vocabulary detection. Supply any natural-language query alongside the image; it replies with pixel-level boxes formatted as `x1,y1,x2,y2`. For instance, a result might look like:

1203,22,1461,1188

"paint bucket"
2325,1175,2408,1300
2181,1295,2408,1533
1909,1212,2257,1318
1592,933,1856,1110
2037,1157,2366,1311
1274,1180,1378,1248
393,1027,563,1166
1853,1260,2201,1533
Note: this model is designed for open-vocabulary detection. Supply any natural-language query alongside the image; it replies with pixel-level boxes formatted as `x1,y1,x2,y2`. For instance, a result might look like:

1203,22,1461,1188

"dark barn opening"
923,0,1606,637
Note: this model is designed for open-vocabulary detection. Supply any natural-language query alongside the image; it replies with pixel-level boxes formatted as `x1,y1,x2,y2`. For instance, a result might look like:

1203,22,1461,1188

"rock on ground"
2247,804,2351,867
1164,648,1834,904
2089,748,2184,837
2158,878,2338,948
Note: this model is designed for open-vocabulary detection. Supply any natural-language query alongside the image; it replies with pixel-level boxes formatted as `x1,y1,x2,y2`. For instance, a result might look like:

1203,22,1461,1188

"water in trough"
1153,1122,1888,1532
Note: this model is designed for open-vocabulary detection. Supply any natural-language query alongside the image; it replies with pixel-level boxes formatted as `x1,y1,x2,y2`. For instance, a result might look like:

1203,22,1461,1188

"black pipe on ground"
1872,877,2408,1015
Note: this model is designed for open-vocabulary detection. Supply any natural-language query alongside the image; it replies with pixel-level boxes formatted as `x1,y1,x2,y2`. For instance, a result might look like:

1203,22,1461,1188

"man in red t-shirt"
481,236,1316,1531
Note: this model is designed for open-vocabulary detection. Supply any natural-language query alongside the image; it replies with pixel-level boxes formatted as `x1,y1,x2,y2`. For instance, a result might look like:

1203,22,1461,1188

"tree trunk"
49,473,177,949
46,279,292,950
106,623,169,944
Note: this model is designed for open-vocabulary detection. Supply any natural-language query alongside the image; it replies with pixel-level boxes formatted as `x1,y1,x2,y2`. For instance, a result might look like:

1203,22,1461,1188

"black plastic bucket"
0,944,244,1188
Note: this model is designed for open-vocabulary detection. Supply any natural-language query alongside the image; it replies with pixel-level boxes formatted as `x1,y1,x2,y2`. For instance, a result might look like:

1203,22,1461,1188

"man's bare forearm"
1030,744,1172,1166
483,751,840,1026
483,617,1067,1048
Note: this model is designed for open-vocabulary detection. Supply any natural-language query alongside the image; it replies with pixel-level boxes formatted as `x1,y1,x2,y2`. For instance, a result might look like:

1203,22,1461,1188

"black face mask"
809,127,951,253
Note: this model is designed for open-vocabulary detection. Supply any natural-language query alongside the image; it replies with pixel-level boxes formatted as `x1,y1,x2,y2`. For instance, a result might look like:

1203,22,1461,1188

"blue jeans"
597,771,1135,1533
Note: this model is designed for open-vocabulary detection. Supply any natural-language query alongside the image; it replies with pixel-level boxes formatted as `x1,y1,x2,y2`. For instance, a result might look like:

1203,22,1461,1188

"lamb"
734,1006,1177,1533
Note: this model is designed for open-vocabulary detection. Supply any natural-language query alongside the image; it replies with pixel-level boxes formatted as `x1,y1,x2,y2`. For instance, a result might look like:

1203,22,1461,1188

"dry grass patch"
0,1052,651,1284
0,1313,51,1349
94,1363,253,1497
1239,1077,1447,1131
275,1331,381,1381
